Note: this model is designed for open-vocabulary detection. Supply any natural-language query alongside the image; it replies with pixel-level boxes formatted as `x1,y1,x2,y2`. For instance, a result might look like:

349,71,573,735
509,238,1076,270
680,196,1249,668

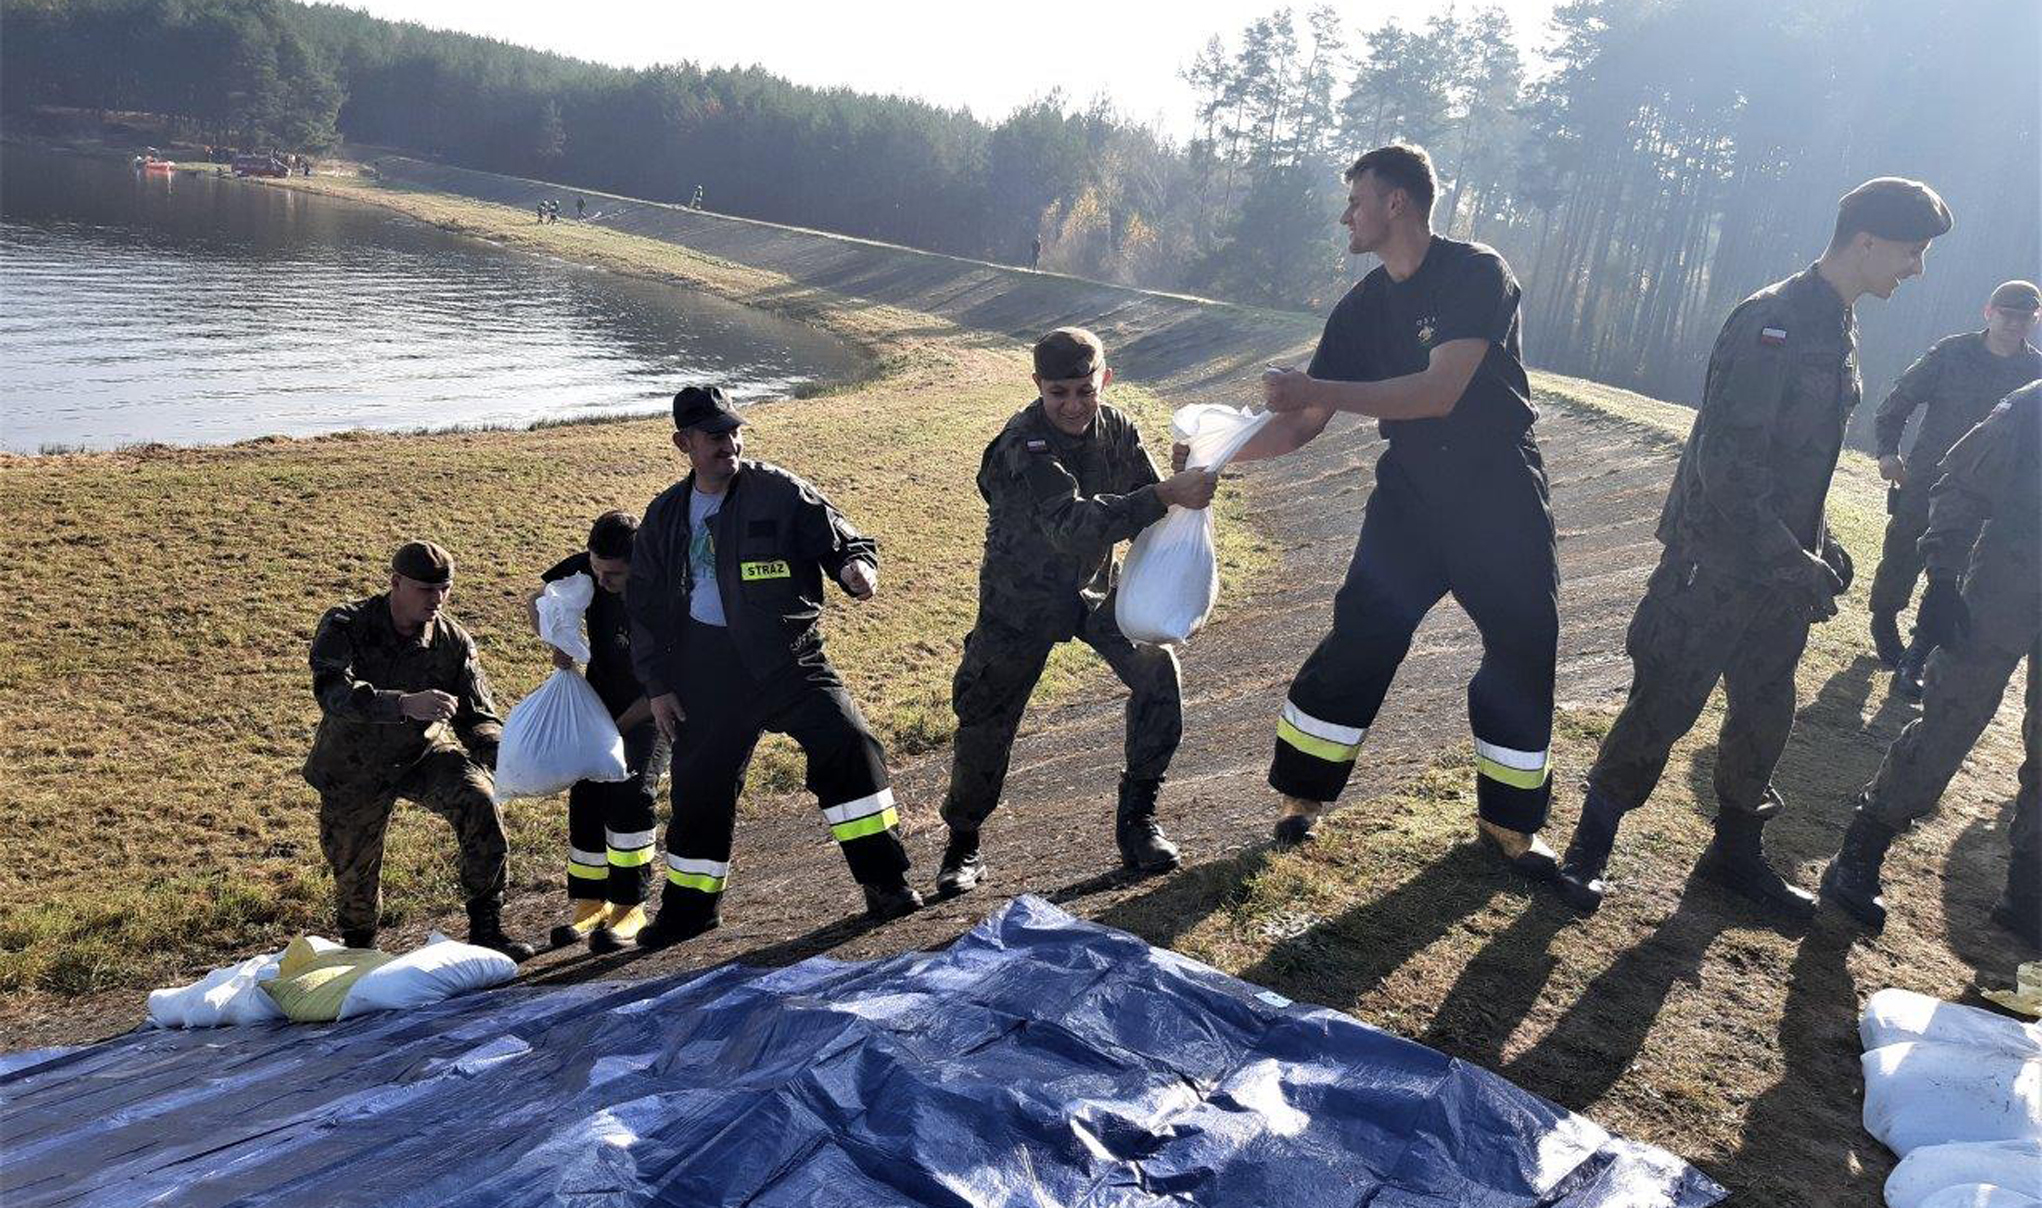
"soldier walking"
1551,178,1953,924
935,327,1217,895
1823,380,2042,949
304,541,536,960
626,386,920,949
1869,280,2040,695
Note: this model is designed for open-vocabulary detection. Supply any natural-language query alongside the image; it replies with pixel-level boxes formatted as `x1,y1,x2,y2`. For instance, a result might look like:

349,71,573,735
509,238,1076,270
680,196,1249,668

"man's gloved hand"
1778,550,1846,621
1914,575,1971,649
1819,532,1854,594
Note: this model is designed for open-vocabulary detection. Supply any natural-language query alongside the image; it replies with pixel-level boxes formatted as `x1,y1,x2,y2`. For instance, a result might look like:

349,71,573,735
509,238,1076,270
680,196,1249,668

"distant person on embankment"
303,541,537,961
932,327,1217,897
1227,142,1563,882
624,386,921,950
1866,279,2040,696
526,511,665,955
1822,379,2042,949
1551,177,1953,926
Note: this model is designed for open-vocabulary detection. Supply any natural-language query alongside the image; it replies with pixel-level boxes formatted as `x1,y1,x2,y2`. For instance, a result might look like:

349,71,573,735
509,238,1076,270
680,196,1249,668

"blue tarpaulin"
2,895,1724,1206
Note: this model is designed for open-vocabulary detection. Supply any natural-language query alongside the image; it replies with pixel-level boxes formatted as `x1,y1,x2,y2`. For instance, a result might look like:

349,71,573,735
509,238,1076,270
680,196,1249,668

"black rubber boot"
635,895,721,952
1989,855,2041,950
1819,807,1899,932
1115,774,1181,874
466,902,537,963
1553,787,1626,914
341,927,377,951
1871,610,1905,669
862,880,925,922
935,828,984,896
1697,812,1817,926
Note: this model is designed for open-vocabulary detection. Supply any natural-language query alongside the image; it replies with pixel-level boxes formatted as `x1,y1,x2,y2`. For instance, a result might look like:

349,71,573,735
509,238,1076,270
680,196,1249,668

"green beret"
1989,280,2040,312
391,540,453,585
1835,177,1952,243
1033,327,1105,380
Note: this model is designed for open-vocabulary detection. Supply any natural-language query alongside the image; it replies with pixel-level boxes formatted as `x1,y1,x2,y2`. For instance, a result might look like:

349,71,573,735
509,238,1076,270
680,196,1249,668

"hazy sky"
339,1,1560,138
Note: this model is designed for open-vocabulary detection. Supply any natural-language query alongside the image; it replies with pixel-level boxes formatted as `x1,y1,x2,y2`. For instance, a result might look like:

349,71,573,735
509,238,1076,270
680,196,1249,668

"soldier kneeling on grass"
304,540,536,961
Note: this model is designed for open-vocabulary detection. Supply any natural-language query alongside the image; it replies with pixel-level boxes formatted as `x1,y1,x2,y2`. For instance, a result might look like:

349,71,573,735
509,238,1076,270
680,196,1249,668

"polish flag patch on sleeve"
1759,326,1788,346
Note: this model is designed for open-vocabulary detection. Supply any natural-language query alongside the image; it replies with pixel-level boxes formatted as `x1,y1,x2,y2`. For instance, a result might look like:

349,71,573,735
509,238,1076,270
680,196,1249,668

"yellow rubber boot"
1272,796,1322,848
588,904,648,954
548,899,612,950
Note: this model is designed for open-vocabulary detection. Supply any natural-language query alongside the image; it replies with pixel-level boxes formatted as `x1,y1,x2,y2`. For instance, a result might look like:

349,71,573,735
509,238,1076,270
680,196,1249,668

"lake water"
0,145,863,453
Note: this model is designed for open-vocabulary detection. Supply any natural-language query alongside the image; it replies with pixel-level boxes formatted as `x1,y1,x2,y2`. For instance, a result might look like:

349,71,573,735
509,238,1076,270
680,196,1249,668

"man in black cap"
1550,176,1953,924
304,540,535,960
933,327,1218,896
1869,279,2041,695
625,386,919,948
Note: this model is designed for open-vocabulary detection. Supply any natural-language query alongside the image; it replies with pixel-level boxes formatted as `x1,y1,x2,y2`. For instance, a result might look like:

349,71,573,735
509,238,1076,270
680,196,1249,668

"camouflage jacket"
1657,265,1859,581
1920,381,2040,580
975,399,1166,639
302,595,502,796
1872,331,2041,472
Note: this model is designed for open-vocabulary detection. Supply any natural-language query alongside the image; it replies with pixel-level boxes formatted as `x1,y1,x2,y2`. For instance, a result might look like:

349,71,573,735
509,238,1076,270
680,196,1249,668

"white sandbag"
1917,1186,2042,1208
1887,1140,2042,1208
493,667,628,801
1116,404,1273,646
337,933,517,1019
534,571,596,664
147,937,342,1028
1863,1041,2042,1156
1863,988,2042,1060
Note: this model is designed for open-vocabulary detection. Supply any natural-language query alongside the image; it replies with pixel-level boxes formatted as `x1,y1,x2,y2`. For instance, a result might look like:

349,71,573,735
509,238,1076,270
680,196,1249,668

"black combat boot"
1892,641,1929,700
862,880,924,922
466,901,537,963
1115,774,1182,874
341,927,378,951
1870,610,1905,669
635,893,721,952
1989,855,2041,950
1697,812,1817,925
935,828,984,896
1272,797,1321,848
1818,805,1900,932
1553,787,1626,914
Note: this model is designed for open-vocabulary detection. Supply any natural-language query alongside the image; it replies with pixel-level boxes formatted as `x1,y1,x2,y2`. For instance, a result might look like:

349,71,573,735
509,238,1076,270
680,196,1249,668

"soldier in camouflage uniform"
935,327,1218,894
303,541,535,960
1869,279,2041,695
1552,178,1952,925
1822,380,2042,948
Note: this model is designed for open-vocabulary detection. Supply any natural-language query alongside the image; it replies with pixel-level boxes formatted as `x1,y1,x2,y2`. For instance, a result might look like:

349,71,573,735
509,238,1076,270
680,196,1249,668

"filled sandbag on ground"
1916,1186,2042,1208
1864,988,2042,1060
337,934,518,1019
1886,1139,2042,1208
1862,1040,2042,1156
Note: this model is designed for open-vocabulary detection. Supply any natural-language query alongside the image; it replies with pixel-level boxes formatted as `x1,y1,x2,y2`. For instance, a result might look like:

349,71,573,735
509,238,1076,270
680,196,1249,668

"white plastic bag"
1116,404,1273,645
534,572,596,664
337,932,517,1019
493,668,628,801
1887,1140,2042,1208
1863,988,2042,1060
1862,1040,2042,1156
146,937,342,1028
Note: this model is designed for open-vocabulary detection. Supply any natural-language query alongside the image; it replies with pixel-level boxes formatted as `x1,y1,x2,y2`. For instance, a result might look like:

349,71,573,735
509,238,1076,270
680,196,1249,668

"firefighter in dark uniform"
1242,144,1560,876
626,386,919,949
526,510,667,954
934,327,1219,895
1823,380,2042,948
1869,280,2041,695
304,540,535,960
1552,178,1953,924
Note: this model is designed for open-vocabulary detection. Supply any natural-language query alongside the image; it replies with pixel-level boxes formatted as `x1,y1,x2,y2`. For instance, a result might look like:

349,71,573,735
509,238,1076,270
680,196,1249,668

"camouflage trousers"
1863,551,2040,860
941,600,1182,831
317,748,509,935
1869,481,1932,617
1586,552,1819,817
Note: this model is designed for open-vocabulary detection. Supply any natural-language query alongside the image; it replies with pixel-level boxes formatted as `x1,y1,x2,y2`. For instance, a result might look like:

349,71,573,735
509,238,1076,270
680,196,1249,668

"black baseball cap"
1989,280,2040,313
672,385,744,433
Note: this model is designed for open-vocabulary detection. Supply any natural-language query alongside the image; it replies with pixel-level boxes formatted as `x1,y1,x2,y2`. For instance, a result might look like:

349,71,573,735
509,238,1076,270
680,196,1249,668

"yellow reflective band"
1476,755,1551,791
740,559,791,581
1277,716,1360,764
608,846,657,868
568,861,609,881
666,869,726,893
830,806,899,843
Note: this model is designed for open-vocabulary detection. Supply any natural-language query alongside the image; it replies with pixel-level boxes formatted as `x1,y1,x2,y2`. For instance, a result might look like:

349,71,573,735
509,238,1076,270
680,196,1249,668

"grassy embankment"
0,175,1272,999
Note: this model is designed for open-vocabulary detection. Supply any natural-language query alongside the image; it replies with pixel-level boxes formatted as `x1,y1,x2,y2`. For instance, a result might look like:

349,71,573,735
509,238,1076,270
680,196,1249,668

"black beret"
1835,177,1952,243
391,540,454,585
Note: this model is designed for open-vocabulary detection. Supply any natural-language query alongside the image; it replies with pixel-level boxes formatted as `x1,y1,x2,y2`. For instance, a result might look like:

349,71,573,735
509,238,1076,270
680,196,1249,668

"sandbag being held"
1117,403,1273,645
496,572,627,800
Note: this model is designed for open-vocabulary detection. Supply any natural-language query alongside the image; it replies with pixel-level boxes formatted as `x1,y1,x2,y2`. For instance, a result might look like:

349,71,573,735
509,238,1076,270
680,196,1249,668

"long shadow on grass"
1414,896,1576,1069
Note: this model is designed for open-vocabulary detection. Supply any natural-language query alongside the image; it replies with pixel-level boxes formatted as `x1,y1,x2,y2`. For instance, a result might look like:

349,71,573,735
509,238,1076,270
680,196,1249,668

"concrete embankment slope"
370,156,1313,388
